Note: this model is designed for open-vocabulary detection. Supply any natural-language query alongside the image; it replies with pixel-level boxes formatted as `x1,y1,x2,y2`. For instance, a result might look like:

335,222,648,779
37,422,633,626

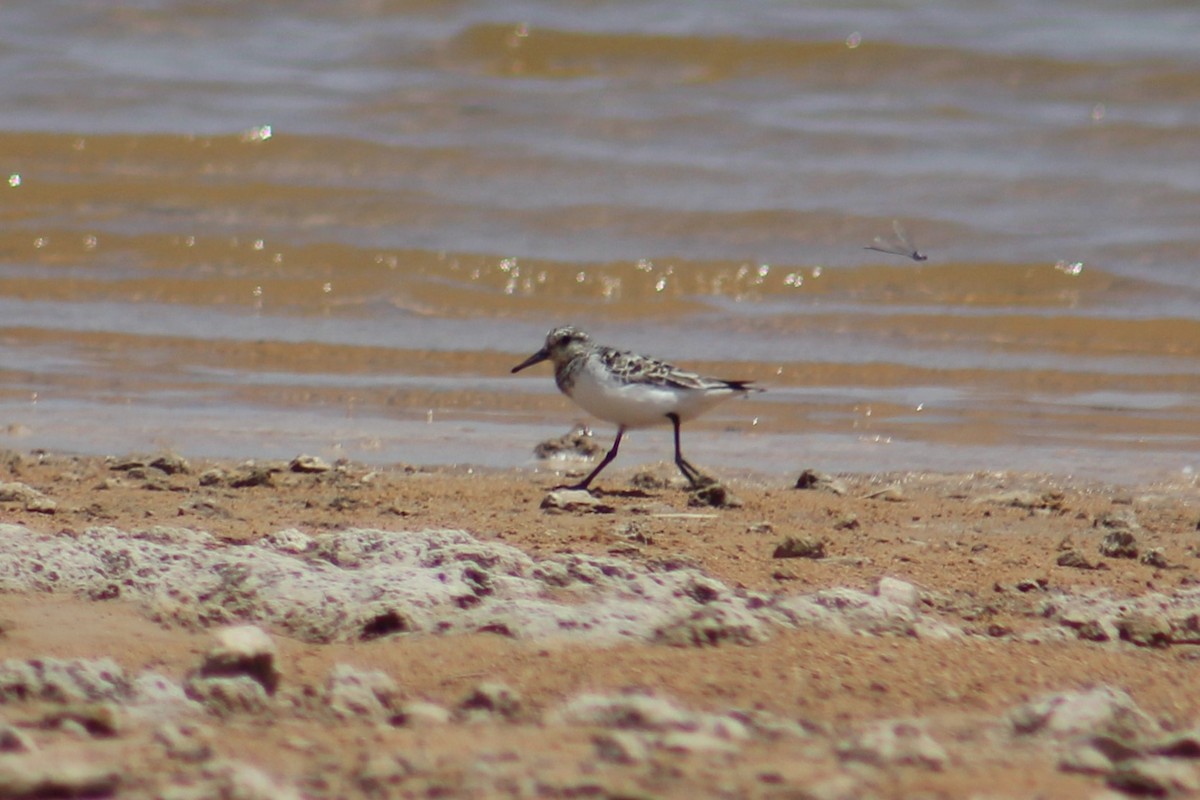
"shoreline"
2,448,1200,797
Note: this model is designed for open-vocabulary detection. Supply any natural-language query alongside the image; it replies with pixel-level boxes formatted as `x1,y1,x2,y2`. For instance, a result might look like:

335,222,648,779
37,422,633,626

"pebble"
457,682,523,722
150,453,192,475
0,658,129,704
1148,728,1200,758
1116,613,1172,648
832,513,860,531
1099,531,1139,559
772,536,826,560
1057,550,1102,570
793,469,848,495
654,605,768,647
393,701,451,727
1096,508,1141,531
1107,757,1200,796
185,675,271,716
177,498,232,519
863,485,905,502
228,466,275,488
0,482,45,504
0,757,120,797
592,731,649,764
155,721,215,763
1011,686,1156,740
0,724,35,754
876,576,921,610
532,425,603,460
40,703,121,737
196,625,281,694
289,454,332,473
1140,549,1170,569
258,528,314,554
324,664,398,720
659,730,741,754
540,489,614,514
838,720,947,770
687,479,743,509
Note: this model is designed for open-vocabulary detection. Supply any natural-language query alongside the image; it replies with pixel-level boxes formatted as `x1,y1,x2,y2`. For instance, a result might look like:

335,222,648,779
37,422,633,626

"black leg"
668,413,705,486
567,426,625,491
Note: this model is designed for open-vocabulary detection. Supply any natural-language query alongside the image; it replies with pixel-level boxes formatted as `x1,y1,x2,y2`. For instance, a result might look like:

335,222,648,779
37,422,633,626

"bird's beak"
511,347,550,373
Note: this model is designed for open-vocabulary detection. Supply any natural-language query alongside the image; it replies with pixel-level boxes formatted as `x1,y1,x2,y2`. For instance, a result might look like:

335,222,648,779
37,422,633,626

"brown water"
2,2,1199,482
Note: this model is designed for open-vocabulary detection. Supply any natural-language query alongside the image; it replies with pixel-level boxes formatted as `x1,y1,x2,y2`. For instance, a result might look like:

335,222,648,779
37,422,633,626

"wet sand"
1,449,1200,797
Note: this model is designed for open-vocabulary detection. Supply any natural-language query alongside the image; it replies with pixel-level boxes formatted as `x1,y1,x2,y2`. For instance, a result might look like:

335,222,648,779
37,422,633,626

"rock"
228,466,275,488
0,724,35,753
107,455,151,472
593,731,650,764
864,484,905,502
660,730,741,754
1140,548,1170,569
458,682,522,722
1059,741,1115,775
259,528,314,554
1012,687,1156,741
773,536,825,560
202,760,304,800
1148,729,1200,758
654,605,768,647
876,577,921,609
0,658,130,704
0,753,120,798
1099,531,1139,559
687,479,742,509
793,469,847,495
1107,758,1200,796
974,490,1066,510
355,753,418,796
198,468,226,486
540,489,614,514
1076,620,1114,642
185,676,271,716
1117,613,1172,648
1057,550,1102,570
393,701,451,727
128,672,200,720
289,454,332,473
556,693,749,742
177,498,233,519
1096,508,1140,531
22,496,56,514
155,721,215,762
533,425,603,460
195,626,281,694
838,721,947,770
629,471,672,490
325,664,398,720
150,453,191,475
0,482,45,504
40,703,121,737
832,514,860,531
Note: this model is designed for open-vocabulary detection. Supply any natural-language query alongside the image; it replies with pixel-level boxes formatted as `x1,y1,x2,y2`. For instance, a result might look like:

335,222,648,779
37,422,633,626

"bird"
511,325,761,491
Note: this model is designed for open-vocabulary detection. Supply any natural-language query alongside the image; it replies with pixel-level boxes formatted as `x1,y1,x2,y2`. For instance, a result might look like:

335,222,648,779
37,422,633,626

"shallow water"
1,1,1198,483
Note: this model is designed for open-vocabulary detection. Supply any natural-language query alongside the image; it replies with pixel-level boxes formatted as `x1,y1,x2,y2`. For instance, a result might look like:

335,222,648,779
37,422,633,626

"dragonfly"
865,220,927,261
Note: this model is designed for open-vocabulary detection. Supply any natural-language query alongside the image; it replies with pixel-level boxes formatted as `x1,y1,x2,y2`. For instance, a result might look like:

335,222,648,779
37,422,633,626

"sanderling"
511,325,761,491
865,219,927,261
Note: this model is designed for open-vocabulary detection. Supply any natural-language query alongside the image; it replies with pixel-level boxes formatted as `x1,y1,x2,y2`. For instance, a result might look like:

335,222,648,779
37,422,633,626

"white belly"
567,361,736,428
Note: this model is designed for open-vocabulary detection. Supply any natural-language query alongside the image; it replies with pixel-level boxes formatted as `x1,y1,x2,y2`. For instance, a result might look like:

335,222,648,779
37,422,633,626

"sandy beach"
2,448,1199,798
